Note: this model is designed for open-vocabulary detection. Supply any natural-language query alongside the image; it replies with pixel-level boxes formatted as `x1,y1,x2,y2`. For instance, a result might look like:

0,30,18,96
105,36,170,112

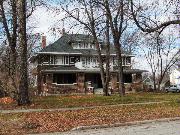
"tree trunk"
94,40,106,93
153,71,156,92
37,56,42,95
157,81,161,92
92,32,107,96
17,0,30,105
104,0,125,96
0,0,18,92
114,39,125,96
104,18,111,96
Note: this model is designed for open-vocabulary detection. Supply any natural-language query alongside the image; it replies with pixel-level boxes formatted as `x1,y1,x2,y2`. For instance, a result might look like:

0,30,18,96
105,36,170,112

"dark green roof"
68,34,95,43
39,33,116,54
40,34,80,53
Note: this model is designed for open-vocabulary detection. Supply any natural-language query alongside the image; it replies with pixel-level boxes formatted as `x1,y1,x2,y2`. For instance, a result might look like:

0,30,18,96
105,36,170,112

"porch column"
110,73,118,93
46,74,53,93
132,73,143,92
76,73,85,93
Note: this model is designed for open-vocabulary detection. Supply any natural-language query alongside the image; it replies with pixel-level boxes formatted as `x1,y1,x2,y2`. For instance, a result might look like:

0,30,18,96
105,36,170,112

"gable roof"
39,33,116,55
40,33,80,54
38,33,135,56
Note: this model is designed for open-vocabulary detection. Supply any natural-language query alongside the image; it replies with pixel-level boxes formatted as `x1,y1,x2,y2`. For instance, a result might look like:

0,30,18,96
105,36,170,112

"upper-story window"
126,57,131,65
72,42,95,49
42,55,49,64
78,43,82,48
122,57,125,65
41,55,56,65
112,57,131,66
62,56,70,65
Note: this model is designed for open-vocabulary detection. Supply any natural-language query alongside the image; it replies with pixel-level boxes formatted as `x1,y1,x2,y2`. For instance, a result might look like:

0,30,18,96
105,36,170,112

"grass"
31,92,180,109
1,92,180,109
1,93,180,134
0,102,180,134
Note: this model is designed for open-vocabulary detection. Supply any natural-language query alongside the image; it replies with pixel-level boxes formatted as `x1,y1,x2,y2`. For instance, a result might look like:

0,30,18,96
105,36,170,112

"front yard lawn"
0,92,180,110
0,102,180,134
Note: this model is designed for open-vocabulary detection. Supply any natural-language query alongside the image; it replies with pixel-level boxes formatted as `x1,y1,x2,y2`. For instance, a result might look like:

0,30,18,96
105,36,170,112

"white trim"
36,52,135,57
37,52,82,55
56,84,75,86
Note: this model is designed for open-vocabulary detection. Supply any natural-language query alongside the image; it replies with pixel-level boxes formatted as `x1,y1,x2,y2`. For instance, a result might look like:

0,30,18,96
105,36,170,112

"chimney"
41,36,46,48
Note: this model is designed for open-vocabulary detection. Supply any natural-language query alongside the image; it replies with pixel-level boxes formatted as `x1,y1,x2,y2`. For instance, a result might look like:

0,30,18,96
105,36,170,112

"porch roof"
42,66,147,74
122,69,148,74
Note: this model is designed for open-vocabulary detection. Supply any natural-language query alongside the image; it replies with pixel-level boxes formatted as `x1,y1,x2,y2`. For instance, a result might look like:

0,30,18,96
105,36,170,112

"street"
58,120,180,135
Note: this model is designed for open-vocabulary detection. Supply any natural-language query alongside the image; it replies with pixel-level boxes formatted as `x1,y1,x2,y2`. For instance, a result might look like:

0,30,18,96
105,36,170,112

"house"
170,69,180,85
142,76,154,91
30,32,146,94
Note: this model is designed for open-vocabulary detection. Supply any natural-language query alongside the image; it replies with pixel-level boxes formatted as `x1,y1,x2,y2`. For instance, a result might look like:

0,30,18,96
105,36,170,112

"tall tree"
139,32,179,91
0,0,18,90
102,0,131,96
17,0,30,105
130,0,180,33
59,0,111,96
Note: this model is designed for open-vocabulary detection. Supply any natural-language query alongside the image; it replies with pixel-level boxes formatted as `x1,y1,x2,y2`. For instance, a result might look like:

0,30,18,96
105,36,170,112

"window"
87,57,90,65
82,58,85,65
93,58,96,64
70,57,75,65
78,43,81,48
63,56,69,65
86,43,88,48
84,43,86,48
126,57,131,65
50,55,56,64
113,57,117,65
122,57,125,65
55,74,76,84
42,55,50,64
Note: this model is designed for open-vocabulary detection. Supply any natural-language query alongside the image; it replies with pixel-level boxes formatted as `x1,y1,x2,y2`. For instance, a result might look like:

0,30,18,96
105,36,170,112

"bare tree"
58,0,111,96
139,31,180,91
0,0,19,94
101,0,132,96
17,0,30,105
130,0,180,91
130,0,180,33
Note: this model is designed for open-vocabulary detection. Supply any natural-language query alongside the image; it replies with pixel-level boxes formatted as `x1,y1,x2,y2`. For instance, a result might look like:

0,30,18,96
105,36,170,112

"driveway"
37,120,180,135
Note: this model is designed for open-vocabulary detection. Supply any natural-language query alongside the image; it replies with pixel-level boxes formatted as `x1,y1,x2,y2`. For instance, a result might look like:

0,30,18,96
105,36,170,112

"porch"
38,69,146,94
41,73,103,94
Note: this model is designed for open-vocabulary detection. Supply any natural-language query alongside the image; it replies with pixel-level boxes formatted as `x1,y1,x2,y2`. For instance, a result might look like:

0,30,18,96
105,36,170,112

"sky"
28,0,180,72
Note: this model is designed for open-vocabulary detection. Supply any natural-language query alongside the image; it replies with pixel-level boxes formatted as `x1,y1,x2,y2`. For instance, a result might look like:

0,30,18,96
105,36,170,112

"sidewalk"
0,101,169,114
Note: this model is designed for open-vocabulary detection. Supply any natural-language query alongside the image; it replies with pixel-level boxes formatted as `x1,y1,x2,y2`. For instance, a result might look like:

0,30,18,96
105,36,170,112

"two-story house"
30,33,146,94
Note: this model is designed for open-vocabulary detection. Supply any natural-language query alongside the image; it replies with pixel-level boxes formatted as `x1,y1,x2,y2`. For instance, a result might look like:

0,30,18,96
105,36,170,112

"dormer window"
72,42,96,49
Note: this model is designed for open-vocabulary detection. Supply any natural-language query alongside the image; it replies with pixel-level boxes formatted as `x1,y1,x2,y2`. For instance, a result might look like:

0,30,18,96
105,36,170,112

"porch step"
94,88,103,94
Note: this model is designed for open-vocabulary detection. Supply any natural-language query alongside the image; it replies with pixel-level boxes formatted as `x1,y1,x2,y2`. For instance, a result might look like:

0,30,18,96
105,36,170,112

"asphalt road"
58,120,180,135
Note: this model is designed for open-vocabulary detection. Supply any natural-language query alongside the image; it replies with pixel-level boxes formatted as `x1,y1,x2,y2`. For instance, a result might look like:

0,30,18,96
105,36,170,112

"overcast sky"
28,0,180,72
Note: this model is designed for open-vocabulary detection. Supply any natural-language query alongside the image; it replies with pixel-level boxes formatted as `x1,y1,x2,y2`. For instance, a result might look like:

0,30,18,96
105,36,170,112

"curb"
71,117,180,131
28,117,180,135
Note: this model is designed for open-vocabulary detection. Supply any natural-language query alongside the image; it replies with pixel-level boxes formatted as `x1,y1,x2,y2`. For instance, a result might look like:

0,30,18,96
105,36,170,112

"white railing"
75,62,99,69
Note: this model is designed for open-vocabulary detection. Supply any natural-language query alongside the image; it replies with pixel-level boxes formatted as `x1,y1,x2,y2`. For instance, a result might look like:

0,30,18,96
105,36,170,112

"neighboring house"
143,76,154,91
143,73,170,91
30,32,146,94
170,69,180,85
